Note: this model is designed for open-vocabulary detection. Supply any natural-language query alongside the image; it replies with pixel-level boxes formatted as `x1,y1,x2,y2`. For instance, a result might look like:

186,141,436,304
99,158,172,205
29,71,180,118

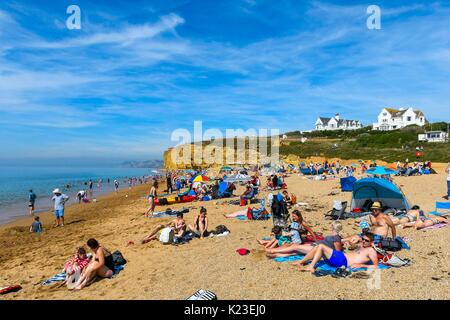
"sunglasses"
362,238,371,243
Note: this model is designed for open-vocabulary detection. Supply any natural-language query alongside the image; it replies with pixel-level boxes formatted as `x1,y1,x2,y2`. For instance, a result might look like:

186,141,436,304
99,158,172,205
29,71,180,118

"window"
407,116,412,121
383,112,387,116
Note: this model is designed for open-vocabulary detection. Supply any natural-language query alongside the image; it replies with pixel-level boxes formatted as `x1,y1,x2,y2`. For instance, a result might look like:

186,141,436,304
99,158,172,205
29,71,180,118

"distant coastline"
120,160,164,168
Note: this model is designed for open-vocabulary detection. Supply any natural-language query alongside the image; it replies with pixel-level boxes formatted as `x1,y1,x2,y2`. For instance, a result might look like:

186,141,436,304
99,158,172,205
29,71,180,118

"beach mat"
421,223,449,231
273,254,391,272
236,214,272,220
42,264,125,285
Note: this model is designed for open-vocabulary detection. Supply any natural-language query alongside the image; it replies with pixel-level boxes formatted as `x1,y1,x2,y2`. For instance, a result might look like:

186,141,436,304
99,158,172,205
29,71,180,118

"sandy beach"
0,164,449,300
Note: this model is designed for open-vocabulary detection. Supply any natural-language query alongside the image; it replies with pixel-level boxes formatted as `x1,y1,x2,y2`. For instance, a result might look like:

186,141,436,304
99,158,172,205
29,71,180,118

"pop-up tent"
224,173,252,183
351,178,410,210
340,176,357,192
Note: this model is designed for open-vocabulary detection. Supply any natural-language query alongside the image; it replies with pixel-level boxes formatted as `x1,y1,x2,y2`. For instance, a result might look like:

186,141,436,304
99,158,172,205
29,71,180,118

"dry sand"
0,165,449,300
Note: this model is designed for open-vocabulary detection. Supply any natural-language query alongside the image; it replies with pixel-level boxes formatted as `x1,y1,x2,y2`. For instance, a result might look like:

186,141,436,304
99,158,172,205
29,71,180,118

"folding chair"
429,201,450,216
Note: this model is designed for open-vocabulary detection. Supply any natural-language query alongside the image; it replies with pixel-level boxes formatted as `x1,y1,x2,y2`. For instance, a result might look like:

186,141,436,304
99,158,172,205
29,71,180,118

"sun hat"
370,201,382,210
52,188,61,194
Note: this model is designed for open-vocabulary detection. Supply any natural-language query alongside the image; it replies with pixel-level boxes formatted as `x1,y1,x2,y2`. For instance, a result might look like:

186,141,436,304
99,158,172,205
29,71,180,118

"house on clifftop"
315,113,363,131
372,107,426,131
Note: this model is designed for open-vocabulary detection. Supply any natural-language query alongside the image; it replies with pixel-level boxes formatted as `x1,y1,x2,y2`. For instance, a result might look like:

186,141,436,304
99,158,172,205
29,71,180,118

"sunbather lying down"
265,221,343,259
399,214,448,230
141,213,186,244
297,232,379,273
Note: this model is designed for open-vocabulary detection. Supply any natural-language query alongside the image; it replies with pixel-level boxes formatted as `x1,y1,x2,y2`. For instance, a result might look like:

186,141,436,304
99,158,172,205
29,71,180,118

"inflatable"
155,195,196,206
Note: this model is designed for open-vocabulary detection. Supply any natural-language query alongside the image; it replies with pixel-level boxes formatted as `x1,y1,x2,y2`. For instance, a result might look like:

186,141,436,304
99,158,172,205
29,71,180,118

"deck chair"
429,201,450,216
325,200,348,220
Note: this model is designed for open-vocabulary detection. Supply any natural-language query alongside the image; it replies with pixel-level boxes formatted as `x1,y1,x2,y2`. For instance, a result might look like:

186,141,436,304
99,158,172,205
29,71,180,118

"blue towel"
273,254,391,272
42,272,67,285
395,237,410,250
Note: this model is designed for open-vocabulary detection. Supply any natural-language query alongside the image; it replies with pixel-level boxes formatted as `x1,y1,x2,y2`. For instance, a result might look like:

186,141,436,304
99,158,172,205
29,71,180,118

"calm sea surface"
0,166,154,224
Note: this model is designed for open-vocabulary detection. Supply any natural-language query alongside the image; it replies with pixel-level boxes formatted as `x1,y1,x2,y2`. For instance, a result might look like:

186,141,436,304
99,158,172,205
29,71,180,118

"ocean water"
0,166,155,224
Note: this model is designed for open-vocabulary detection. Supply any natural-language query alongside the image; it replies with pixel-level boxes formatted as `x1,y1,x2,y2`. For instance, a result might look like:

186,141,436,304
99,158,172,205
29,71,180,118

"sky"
0,0,449,165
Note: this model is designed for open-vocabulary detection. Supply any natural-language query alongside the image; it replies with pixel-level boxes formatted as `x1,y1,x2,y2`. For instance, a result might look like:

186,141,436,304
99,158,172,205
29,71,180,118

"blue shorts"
54,209,64,218
326,250,348,268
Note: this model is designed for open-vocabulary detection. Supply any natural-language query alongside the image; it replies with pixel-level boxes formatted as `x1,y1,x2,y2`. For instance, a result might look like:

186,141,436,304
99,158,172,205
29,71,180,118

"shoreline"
0,181,154,231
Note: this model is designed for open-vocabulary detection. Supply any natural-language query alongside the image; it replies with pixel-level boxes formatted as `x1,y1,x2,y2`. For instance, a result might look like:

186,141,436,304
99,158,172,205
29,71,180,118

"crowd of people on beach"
20,161,450,291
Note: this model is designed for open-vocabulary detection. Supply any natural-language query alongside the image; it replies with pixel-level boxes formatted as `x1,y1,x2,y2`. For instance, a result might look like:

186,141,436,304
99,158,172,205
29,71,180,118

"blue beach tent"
340,176,357,192
352,178,410,210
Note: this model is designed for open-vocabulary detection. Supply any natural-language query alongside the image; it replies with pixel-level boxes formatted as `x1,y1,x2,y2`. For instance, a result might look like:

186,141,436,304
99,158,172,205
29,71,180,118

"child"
257,226,291,249
29,216,42,233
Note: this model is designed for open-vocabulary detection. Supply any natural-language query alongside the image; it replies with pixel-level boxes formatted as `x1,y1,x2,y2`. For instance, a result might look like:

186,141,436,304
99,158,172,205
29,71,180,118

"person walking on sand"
446,162,450,200
88,179,93,199
52,188,69,227
28,189,37,215
145,180,158,217
114,179,119,193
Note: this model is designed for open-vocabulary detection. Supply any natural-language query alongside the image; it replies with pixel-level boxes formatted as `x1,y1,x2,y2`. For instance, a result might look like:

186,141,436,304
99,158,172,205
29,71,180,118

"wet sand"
0,164,449,300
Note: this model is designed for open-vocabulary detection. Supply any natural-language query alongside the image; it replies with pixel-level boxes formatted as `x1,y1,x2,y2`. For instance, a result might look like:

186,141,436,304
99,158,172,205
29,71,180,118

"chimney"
335,113,340,121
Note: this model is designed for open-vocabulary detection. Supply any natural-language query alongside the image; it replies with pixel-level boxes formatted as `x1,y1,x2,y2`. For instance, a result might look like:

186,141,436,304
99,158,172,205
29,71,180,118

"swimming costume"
326,250,348,268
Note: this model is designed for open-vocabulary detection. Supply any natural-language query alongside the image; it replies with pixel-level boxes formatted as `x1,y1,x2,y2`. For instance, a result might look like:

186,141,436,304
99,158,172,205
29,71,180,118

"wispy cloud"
0,0,449,161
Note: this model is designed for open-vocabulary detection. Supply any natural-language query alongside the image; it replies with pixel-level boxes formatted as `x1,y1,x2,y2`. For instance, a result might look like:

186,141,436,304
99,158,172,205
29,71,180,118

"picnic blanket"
421,223,449,231
41,265,126,285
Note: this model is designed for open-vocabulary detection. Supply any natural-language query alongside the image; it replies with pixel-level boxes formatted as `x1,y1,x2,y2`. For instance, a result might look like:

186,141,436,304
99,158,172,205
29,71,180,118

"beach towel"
236,214,272,220
273,254,391,272
41,272,67,285
421,223,449,231
42,265,125,285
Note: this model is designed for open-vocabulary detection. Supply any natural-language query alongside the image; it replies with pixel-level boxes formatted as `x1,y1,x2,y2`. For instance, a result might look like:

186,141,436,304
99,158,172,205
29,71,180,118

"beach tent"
351,178,410,210
340,176,357,192
220,166,233,172
224,173,252,183
365,166,397,176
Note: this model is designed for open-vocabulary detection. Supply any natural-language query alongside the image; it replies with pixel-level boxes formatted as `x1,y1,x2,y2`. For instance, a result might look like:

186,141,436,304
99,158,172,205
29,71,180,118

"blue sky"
0,0,449,164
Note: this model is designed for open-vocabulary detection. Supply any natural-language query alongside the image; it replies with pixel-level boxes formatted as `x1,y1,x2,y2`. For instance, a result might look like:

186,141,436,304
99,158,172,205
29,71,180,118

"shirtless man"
141,212,186,244
343,202,396,247
299,232,378,272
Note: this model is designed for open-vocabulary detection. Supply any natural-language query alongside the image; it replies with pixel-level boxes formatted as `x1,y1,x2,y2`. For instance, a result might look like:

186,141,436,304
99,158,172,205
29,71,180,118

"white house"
418,131,448,143
315,113,363,131
372,107,426,131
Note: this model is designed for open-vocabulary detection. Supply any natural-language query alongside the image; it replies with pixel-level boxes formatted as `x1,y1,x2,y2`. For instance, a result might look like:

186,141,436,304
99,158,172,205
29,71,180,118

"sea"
0,166,156,224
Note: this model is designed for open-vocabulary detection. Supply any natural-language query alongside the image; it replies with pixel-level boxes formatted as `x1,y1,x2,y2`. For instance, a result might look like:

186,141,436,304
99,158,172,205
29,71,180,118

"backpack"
159,227,174,244
290,194,297,204
112,250,127,266
213,225,230,235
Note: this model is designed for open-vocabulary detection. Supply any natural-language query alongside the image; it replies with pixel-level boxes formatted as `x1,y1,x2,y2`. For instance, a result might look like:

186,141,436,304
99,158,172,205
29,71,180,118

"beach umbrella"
365,166,397,176
193,175,210,183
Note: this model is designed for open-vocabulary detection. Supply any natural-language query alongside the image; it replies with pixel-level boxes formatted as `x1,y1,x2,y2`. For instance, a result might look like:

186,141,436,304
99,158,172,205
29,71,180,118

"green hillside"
280,123,450,162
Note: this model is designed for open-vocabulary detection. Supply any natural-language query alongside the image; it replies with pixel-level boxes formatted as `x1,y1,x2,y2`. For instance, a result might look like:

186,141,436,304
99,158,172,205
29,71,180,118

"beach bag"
375,247,411,267
213,225,230,235
378,238,402,252
112,250,127,266
290,194,297,204
186,289,217,300
159,227,174,244
159,198,168,206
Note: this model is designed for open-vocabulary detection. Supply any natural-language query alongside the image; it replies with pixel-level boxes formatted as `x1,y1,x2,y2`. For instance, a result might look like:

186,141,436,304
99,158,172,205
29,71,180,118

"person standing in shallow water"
28,189,37,215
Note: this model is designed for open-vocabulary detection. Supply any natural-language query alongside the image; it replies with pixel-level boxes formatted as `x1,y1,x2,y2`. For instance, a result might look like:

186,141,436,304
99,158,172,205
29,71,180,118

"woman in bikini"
188,207,209,239
390,205,424,225
399,212,448,230
145,180,158,217
72,238,114,290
